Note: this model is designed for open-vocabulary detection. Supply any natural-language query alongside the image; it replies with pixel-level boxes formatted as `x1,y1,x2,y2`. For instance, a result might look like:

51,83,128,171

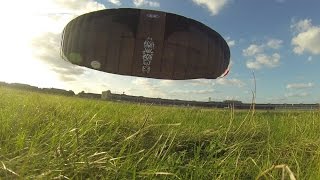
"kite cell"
61,8,230,80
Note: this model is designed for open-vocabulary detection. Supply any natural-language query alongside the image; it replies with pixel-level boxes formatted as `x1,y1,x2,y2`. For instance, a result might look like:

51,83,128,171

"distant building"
101,90,112,100
78,91,101,99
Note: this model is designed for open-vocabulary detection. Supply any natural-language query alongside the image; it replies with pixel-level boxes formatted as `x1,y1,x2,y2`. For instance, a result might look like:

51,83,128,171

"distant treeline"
0,81,75,96
1,81,319,110
101,90,319,110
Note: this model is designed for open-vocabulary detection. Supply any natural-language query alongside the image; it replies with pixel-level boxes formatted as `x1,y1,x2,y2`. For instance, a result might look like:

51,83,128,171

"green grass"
0,86,319,179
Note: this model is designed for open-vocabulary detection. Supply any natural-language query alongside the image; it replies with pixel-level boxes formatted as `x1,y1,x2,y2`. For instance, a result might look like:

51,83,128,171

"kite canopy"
61,8,230,80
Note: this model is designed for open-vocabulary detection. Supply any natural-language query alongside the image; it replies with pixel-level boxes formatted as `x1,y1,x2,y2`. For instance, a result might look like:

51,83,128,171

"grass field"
0,86,319,179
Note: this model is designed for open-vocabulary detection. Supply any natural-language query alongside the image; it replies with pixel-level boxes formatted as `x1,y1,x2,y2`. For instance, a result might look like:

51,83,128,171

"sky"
0,0,319,103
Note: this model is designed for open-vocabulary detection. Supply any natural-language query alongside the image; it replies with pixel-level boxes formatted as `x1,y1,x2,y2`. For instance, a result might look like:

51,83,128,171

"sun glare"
0,1,66,89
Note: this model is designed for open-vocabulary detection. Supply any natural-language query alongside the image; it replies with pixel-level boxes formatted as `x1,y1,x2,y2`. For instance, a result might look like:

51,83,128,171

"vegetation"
0,86,319,179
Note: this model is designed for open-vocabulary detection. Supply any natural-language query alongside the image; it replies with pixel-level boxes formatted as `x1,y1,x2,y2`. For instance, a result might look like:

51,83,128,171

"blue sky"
0,0,319,103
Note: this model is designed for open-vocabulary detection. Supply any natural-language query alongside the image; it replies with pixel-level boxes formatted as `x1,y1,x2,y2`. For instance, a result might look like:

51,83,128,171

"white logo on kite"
146,14,160,18
142,37,155,74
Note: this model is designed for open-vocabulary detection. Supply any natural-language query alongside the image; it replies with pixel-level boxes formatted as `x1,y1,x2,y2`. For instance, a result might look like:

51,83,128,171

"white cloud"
285,92,310,98
159,80,175,86
132,78,166,97
291,19,320,55
243,39,282,70
243,38,282,57
133,0,143,6
108,0,121,6
286,82,314,89
189,79,214,86
133,0,160,7
246,53,280,70
227,40,235,47
132,78,152,87
32,0,106,76
267,39,283,49
31,32,85,81
25,0,106,36
291,19,313,33
158,79,214,87
52,0,106,16
226,37,235,47
131,78,217,100
246,61,261,70
215,78,245,87
225,95,240,100
256,53,280,67
243,44,264,56
266,96,288,103
192,0,229,15
170,89,214,95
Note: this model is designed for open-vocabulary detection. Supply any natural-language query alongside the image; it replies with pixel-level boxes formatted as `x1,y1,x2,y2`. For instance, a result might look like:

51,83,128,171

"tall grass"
0,86,319,179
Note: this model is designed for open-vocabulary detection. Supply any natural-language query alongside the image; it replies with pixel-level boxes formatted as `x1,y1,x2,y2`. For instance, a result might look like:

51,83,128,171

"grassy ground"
0,86,319,179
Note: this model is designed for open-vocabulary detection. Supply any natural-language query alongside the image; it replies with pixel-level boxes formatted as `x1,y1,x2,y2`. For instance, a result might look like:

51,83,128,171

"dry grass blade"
256,164,296,180
161,132,177,161
234,71,256,134
251,70,256,115
147,123,182,128
155,171,180,179
109,149,145,161
218,146,239,166
53,174,70,179
139,171,181,179
88,151,109,158
125,115,149,141
1,161,19,177
224,104,234,143
157,130,173,159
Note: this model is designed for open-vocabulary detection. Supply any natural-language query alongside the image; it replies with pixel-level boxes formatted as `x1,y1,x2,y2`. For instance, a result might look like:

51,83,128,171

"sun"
0,1,66,89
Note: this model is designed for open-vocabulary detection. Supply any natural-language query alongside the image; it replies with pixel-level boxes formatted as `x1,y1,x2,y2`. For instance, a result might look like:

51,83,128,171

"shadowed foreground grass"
0,86,319,179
